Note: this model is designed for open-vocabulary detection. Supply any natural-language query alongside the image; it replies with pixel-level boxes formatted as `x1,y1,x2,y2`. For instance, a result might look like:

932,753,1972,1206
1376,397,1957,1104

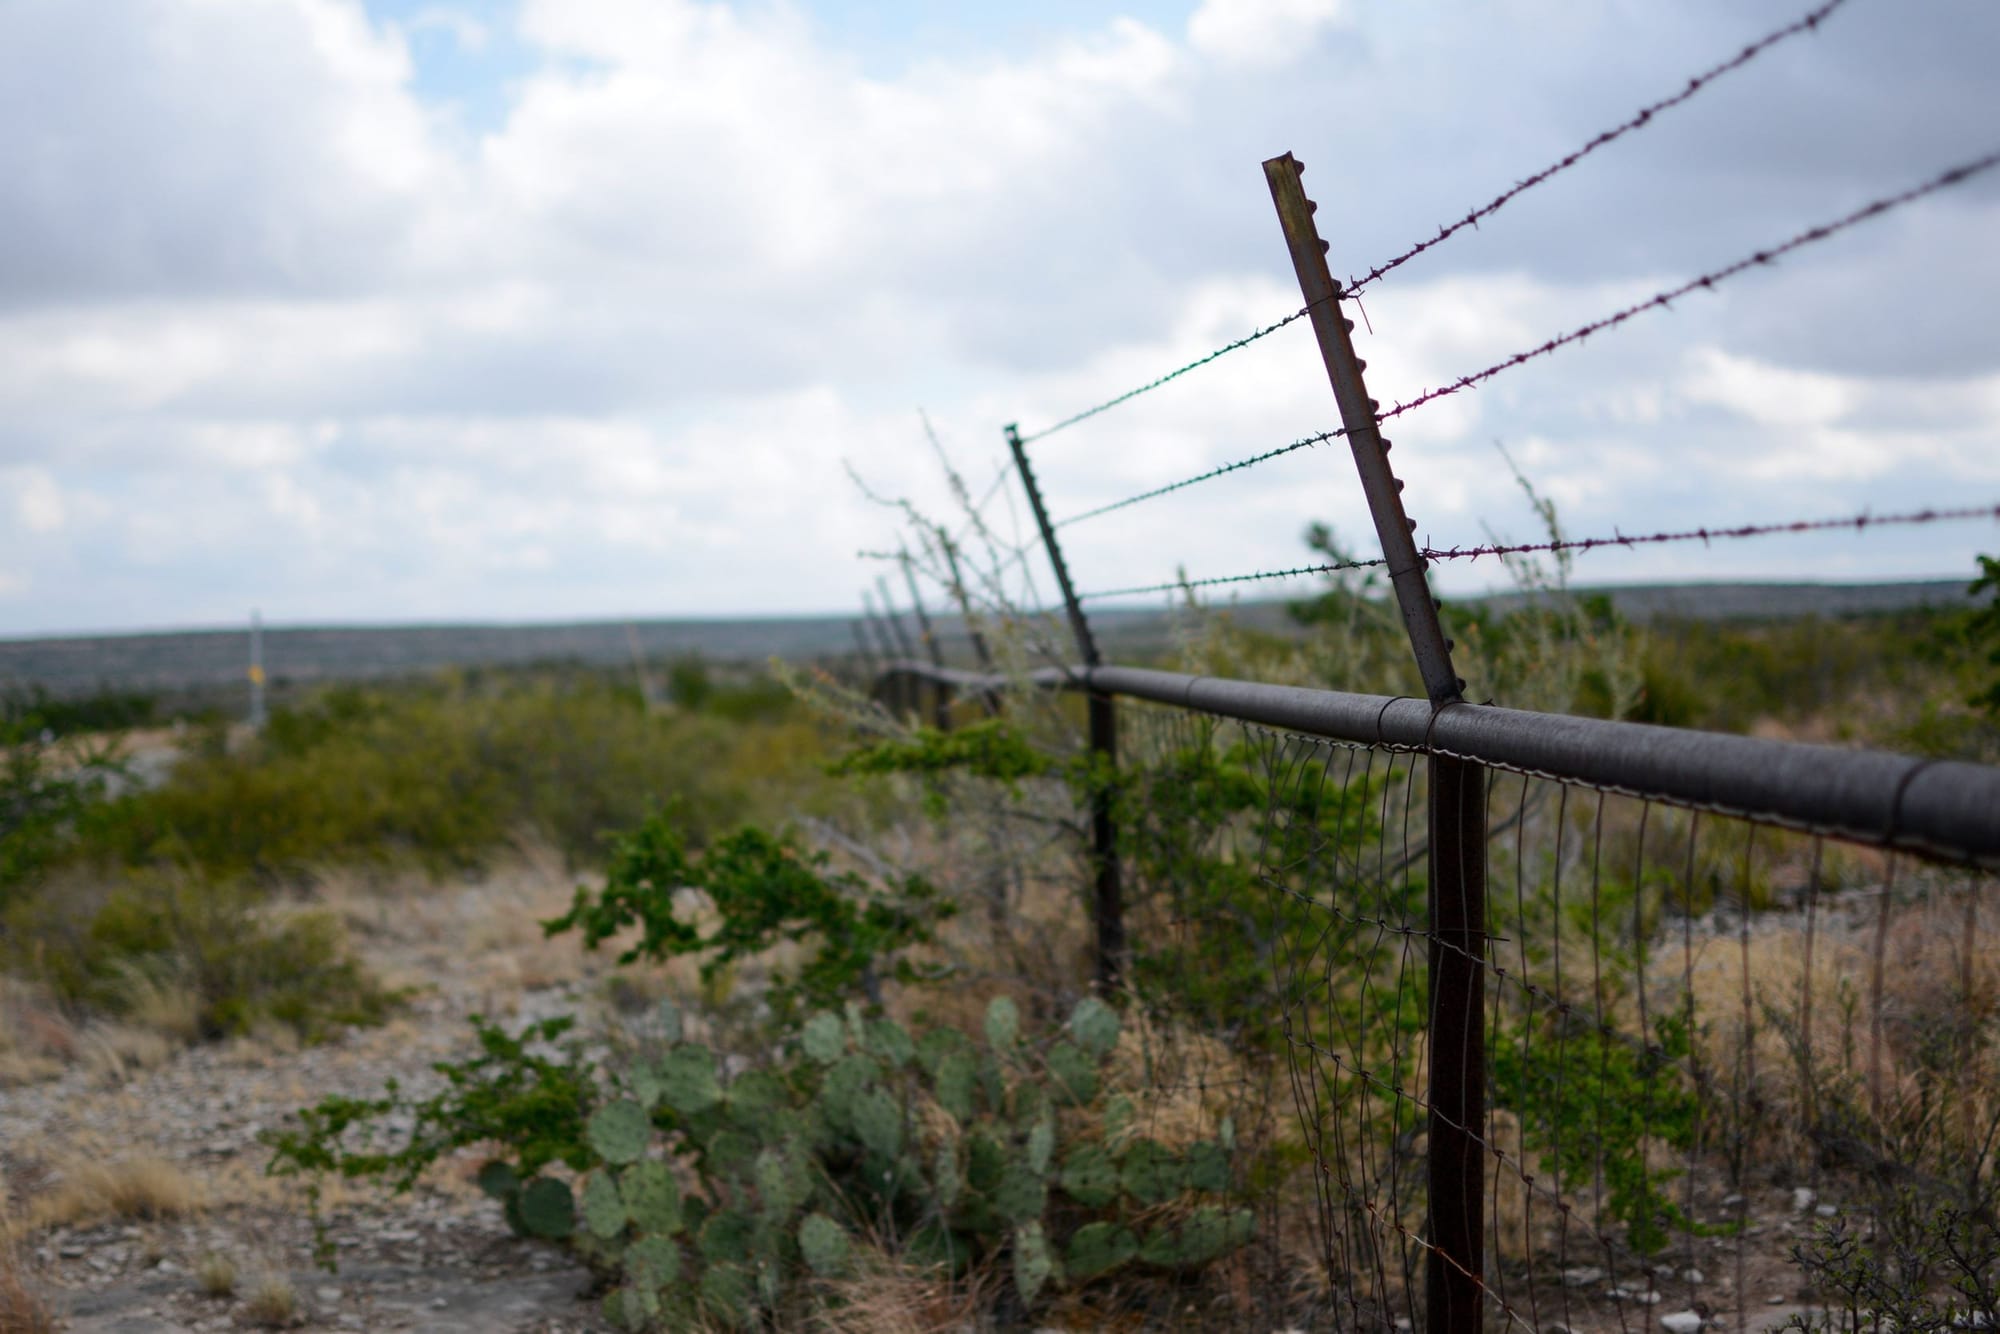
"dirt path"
1,860,623,1332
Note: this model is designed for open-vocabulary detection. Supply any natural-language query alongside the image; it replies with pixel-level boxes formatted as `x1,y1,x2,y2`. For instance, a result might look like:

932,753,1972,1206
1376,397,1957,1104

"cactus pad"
1026,1113,1056,1177
698,1207,755,1264
994,1161,1047,1224
1066,996,1121,1057
1066,1221,1139,1280
797,1211,850,1277
906,1222,972,1275
862,1018,914,1069
983,995,1020,1051
657,1044,722,1116
625,1232,680,1290
476,1159,520,1202
1012,1220,1055,1306
934,1139,962,1209
1139,1205,1255,1268
1046,1041,1098,1105
849,1086,903,1160
628,1059,666,1112
753,1145,813,1218
699,1261,755,1326
933,1050,977,1123
916,1027,969,1077
1120,1139,1184,1206
656,995,683,1044
621,1159,683,1234
1103,1093,1134,1143
801,1011,845,1064
587,1099,652,1166
1185,1139,1230,1193
1058,1143,1119,1208
517,1175,576,1239
723,1069,790,1137
581,1170,627,1240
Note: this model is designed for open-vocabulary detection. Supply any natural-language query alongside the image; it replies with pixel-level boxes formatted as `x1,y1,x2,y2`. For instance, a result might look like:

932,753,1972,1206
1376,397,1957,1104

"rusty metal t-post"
1006,424,1125,992
1265,151,1488,1334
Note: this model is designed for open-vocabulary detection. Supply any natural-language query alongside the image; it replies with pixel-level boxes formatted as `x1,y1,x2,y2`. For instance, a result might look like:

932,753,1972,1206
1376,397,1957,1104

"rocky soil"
1,861,623,1332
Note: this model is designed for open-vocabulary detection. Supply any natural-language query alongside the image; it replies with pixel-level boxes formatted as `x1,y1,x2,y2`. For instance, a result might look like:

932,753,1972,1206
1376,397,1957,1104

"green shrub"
544,811,955,1021
75,676,805,880
8,874,395,1040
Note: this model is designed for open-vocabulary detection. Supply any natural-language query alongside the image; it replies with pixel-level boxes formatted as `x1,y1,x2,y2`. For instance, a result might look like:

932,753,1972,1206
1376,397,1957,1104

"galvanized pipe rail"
869,659,2000,869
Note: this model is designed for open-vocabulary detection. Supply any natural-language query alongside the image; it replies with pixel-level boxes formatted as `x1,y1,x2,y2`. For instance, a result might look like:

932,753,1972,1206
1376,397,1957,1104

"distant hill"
0,580,1973,701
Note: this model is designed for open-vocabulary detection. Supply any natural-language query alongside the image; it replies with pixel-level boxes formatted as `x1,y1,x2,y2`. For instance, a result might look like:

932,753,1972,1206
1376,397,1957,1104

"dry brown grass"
194,1250,237,1298
809,1245,983,1333
0,1244,56,1334
0,980,75,1087
239,1268,299,1328
27,1155,203,1229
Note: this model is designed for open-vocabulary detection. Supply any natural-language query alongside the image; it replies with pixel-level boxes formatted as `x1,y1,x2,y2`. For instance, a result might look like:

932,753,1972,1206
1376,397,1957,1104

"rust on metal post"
1264,150,1486,1334
1263,152,1462,708
900,549,952,731
1006,423,1125,991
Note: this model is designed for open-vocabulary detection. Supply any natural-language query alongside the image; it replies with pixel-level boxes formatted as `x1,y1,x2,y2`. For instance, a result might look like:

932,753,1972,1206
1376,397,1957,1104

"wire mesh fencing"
1108,697,2000,1332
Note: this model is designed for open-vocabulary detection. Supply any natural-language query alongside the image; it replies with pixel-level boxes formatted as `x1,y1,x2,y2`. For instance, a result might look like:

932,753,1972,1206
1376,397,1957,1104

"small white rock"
1792,1187,1817,1212
1661,1311,1706,1334
1686,1268,1705,1285
1816,1204,1838,1218
1563,1266,1605,1288
1768,1296,1787,1305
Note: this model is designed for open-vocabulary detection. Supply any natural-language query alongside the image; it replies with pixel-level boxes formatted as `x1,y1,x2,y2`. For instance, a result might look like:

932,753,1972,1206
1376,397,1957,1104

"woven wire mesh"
1110,699,1998,1332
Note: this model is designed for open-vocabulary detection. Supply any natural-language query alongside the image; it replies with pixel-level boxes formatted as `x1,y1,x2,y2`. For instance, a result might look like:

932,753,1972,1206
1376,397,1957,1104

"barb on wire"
1014,305,1319,447
1376,147,2000,424
1343,0,1851,297
1079,554,1388,603
1056,429,1347,530
1419,502,2000,566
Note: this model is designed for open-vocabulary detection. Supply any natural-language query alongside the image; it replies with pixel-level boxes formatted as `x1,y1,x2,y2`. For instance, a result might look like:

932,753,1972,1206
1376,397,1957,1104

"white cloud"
8,467,66,534
406,6,488,52
1186,0,1348,68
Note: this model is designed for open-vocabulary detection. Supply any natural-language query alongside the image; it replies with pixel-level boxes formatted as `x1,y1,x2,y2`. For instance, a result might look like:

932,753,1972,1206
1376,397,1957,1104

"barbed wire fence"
842,3,2000,1327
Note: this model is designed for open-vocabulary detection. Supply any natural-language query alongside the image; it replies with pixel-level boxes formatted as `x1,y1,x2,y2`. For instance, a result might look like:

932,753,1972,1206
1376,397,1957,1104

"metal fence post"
849,620,878,687
1265,151,1488,1333
936,524,1001,715
1006,424,1125,992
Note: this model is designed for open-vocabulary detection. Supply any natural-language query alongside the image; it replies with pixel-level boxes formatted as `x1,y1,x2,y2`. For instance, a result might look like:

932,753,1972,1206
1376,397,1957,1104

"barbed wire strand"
1056,147,2000,537
1055,429,1348,530
1343,0,1852,298
1375,148,2000,424
1077,501,1999,603
1004,0,1849,453
1014,305,1322,448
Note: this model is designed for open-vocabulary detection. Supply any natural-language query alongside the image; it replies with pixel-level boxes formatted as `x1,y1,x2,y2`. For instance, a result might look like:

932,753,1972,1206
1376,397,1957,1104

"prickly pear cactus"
753,1144,812,1219
1058,1143,1118,1208
862,1017,914,1069
1066,996,1121,1057
581,1169,627,1240
797,1211,849,1277
1184,1139,1230,1193
625,1232,680,1290
1119,1138,1183,1206
587,1099,652,1165
699,1208,755,1265
1139,1205,1255,1268
1046,1041,1098,1105
933,1050,977,1123
656,1043,722,1116
621,1159,682,1234
1066,1221,1138,1280
1012,1220,1055,1305
699,1262,755,1327
476,1159,520,1201
517,1176,576,1240
723,1070,791,1139
800,1011,845,1064
849,1086,903,1160
1026,1112,1055,1177
983,996,1019,1052
994,1161,1047,1224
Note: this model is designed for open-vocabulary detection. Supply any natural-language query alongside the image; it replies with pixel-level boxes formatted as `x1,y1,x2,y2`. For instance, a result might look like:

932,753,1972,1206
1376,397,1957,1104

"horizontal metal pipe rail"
872,660,2000,869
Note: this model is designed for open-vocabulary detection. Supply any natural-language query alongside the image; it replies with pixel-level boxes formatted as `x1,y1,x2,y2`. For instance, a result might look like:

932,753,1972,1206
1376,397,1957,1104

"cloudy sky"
2,0,1996,636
